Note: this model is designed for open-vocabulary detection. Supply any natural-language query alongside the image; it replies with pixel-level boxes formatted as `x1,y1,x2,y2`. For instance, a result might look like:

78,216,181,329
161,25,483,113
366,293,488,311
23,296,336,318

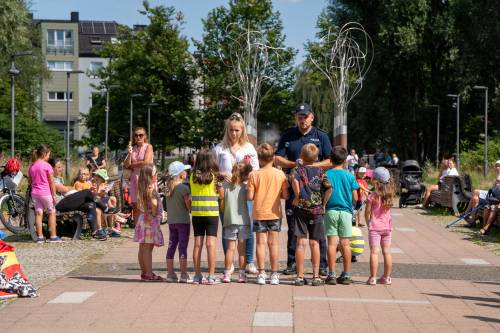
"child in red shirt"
355,167,370,227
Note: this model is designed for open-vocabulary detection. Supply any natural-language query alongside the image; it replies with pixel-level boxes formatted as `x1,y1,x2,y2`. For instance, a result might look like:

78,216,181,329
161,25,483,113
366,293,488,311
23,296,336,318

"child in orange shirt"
247,143,288,285
73,167,92,191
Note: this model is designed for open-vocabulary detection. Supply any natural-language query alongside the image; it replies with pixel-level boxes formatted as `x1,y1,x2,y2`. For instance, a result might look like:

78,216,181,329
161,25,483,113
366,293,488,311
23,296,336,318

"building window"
48,91,73,101
47,61,73,71
89,61,103,78
47,29,74,54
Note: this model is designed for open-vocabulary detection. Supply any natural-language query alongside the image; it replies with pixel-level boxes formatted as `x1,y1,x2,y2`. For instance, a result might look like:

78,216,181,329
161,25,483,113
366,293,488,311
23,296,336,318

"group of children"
134,143,396,286
28,144,122,243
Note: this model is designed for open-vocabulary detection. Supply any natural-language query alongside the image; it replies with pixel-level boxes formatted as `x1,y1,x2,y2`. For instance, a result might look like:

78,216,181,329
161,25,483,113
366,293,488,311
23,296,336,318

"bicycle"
0,166,27,234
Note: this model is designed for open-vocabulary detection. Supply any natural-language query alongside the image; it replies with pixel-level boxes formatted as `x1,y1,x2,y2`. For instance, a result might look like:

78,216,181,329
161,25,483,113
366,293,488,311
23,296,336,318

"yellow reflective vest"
190,174,219,217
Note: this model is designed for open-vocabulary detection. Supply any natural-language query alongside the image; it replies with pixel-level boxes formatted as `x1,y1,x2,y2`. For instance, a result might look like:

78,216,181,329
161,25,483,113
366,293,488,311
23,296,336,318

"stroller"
398,160,426,208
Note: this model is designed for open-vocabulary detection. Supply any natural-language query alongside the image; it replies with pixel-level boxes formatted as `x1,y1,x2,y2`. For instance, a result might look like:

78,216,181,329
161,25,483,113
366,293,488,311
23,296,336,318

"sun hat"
93,169,109,181
495,160,500,166
168,161,191,177
295,102,312,115
357,167,367,173
373,167,390,184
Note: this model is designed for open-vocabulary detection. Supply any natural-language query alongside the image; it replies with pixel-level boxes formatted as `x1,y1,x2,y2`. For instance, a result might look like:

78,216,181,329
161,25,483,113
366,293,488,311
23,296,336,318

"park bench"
25,174,127,241
429,175,472,215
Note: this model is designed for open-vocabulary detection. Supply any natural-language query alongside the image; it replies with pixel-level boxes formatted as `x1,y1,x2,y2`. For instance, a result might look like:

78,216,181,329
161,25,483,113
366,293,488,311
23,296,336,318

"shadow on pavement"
463,315,500,324
425,292,500,309
69,276,140,283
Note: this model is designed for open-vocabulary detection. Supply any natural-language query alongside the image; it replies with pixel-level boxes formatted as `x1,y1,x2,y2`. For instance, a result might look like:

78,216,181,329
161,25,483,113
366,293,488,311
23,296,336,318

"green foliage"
299,0,500,161
460,136,500,172
194,0,296,143
84,1,197,151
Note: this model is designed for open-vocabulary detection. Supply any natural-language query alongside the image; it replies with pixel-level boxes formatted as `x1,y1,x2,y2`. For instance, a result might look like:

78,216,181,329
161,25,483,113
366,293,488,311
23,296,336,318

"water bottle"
0,230,6,240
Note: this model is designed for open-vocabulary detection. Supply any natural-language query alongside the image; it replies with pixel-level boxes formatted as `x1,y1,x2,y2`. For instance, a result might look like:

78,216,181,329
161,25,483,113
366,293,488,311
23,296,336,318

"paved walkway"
1,207,500,332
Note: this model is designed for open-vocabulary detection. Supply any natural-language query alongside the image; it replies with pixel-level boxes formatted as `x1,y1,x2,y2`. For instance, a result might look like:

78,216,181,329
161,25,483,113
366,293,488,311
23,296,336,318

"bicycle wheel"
0,193,27,234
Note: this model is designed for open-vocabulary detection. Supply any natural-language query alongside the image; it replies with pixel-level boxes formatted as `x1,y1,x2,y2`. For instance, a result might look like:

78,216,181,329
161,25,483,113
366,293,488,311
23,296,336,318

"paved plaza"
1,207,499,332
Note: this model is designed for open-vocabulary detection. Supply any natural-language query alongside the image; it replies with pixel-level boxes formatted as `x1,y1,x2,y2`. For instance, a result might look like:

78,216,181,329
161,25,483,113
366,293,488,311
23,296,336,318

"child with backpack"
247,144,288,285
190,149,224,285
221,162,253,283
164,161,192,283
290,144,332,286
365,167,395,285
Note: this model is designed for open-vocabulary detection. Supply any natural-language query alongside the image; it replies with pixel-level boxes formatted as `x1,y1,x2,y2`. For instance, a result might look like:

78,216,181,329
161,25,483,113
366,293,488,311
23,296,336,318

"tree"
194,0,296,144
84,1,197,158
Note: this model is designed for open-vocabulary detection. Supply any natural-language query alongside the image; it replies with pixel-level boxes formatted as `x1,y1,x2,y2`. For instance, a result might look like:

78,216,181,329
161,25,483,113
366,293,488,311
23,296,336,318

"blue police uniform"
276,125,332,272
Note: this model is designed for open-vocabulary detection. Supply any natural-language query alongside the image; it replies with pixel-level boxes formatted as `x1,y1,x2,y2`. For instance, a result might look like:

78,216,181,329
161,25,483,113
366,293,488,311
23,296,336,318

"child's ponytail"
374,180,396,209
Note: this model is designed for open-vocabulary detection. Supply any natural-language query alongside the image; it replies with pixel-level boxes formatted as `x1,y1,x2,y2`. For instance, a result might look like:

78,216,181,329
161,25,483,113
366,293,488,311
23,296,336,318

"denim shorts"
253,219,281,233
223,225,251,240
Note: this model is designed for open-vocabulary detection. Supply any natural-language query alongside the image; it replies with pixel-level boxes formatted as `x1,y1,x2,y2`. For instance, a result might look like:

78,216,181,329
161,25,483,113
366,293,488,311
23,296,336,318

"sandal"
141,274,165,282
311,277,324,286
479,228,490,236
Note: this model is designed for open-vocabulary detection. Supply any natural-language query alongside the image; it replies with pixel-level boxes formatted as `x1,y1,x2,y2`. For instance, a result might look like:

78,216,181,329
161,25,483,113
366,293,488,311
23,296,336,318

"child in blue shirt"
324,146,359,285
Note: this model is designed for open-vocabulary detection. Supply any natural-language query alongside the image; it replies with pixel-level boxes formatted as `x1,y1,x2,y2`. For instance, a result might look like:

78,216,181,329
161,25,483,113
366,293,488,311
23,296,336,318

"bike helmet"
5,158,20,174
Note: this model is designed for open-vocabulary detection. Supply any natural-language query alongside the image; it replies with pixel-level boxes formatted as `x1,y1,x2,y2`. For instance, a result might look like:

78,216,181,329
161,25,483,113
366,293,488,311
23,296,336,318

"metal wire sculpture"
310,22,373,145
221,24,288,137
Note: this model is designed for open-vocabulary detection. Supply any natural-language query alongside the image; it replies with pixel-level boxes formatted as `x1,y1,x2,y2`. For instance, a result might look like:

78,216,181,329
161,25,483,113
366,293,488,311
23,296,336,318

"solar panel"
80,22,94,34
104,22,117,34
94,22,105,34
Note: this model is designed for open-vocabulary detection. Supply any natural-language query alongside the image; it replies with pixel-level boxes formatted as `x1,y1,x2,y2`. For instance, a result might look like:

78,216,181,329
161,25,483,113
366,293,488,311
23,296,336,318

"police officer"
275,103,332,276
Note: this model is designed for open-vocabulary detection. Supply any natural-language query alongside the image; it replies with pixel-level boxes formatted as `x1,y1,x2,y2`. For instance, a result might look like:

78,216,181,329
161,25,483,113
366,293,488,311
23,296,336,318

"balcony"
46,45,74,55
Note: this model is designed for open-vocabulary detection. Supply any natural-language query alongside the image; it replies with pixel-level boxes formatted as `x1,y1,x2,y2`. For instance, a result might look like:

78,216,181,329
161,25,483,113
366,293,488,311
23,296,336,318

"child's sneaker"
256,273,267,285
192,274,205,284
366,276,377,285
166,274,178,283
92,229,107,241
222,271,231,283
238,270,247,283
179,274,191,284
377,276,392,285
270,272,280,285
108,229,121,238
294,277,305,286
36,237,45,244
48,236,64,243
206,275,221,285
325,273,337,285
311,277,324,286
245,262,258,274
337,273,353,285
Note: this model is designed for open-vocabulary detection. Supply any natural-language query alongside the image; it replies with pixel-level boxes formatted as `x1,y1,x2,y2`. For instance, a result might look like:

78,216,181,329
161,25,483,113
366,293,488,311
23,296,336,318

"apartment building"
34,12,118,141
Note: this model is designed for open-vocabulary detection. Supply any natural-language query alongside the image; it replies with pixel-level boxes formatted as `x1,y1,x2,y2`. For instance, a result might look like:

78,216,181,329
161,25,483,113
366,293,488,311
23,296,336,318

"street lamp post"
146,101,158,142
130,93,142,141
473,85,489,177
447,94,460,170
66,70,84,180
429,104,440,168
104,84,119,162
9,50,32,158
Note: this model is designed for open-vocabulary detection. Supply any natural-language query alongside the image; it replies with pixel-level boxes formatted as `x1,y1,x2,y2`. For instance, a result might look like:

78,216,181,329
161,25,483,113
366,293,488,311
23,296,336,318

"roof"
78,21,119,57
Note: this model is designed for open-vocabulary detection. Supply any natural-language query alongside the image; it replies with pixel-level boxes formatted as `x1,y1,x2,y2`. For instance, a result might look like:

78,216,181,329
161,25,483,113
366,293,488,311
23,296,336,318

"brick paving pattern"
1,207,499,332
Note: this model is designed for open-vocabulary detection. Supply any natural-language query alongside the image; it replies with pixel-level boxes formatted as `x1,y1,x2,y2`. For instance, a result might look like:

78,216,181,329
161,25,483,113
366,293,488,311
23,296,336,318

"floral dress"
133,192,164,246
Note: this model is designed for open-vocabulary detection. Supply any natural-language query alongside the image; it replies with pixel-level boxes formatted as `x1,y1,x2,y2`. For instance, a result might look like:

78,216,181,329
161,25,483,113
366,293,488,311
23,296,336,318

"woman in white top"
422,158,459,208
213,112,259,274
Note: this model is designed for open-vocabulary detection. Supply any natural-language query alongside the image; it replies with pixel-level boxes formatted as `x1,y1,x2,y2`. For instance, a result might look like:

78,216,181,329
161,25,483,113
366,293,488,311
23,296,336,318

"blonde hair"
373,179,395,209
165,174,183,198
222,113,249,148
300,143,319,164
72,167,90,186
231,162,253,185
133,127,149,145
137,165,156,212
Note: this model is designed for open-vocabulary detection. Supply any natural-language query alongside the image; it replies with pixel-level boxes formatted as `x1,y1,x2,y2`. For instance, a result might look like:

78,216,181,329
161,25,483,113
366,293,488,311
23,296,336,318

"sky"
30,0,327,65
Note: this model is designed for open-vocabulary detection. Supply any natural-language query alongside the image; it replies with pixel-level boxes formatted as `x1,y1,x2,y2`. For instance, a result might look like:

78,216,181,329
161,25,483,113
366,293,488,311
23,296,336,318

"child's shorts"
325,210,352,238
223,225,250,240
31,194,55,214
253,219,281,233
192,216,219,237
293,208,325,240
368,229,392,247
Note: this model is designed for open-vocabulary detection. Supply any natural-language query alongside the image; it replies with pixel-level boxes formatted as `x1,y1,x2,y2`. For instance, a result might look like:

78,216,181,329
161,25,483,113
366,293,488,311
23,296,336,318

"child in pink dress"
133,164,164,281
28,145,62,243
365,167,396,285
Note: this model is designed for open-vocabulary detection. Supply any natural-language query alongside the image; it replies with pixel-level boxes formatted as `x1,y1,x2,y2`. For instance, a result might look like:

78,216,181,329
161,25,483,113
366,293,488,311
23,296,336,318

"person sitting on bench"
421,159,458,208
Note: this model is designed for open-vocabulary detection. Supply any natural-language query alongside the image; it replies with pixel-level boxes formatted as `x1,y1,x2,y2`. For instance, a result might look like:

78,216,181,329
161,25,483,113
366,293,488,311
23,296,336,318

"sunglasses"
229,113,243,121
134,133,145,138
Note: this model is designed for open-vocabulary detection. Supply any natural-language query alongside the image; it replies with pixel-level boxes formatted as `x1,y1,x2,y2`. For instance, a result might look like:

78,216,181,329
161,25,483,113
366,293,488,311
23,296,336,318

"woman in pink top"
124,127,154,224
364,167,395,285
28,144,61,243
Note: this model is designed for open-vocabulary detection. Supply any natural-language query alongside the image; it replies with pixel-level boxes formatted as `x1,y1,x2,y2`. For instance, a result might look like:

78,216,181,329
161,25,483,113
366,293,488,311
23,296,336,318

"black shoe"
319,268,328,277
351,256,358,263
337,274,353,285
282,265,296,275
325,274,337,285
311,277,324,286
336,256,344,263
